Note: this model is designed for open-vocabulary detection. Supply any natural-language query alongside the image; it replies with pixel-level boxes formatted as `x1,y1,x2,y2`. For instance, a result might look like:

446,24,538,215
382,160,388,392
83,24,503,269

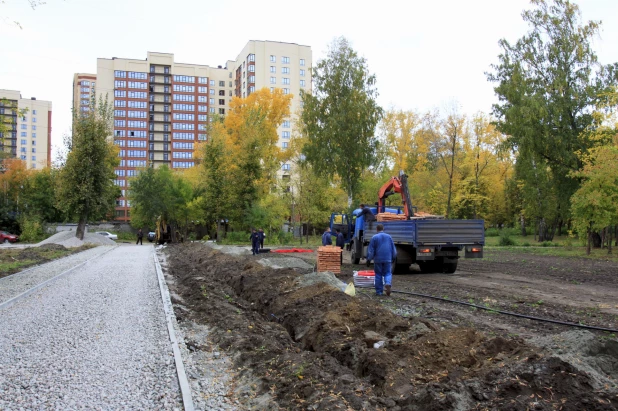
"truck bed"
363,219,485,246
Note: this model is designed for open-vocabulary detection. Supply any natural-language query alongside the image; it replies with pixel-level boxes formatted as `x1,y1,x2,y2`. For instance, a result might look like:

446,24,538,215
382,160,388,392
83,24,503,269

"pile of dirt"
37,231,116,248
165,243,618,410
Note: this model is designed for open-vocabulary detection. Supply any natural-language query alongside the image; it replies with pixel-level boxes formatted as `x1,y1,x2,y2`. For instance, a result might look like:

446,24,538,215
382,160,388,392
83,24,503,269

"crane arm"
376,171,415,219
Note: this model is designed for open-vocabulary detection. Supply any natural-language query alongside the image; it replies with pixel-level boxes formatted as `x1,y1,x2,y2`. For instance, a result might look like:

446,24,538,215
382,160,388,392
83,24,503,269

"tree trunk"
76,213,88,240
586,226,591,255
592,232,602,248
520,214,526,236
608,226,612,255
557,220,563,237
601,227,606,249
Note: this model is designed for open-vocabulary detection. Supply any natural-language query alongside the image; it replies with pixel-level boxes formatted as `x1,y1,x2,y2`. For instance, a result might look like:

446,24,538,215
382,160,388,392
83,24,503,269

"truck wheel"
418,261,433,273
351,245,360,264
443,261,458,274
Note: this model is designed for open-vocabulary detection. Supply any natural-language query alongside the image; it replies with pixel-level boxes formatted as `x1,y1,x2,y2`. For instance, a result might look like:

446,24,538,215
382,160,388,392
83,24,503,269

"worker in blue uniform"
367,224,397,296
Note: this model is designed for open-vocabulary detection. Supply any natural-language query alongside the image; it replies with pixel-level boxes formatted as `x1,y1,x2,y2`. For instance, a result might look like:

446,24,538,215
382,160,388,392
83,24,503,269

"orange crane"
377,171,416,219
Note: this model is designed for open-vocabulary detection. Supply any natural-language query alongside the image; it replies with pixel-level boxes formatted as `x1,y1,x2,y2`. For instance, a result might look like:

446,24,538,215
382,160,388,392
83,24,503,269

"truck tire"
443,261,458,274
351,244,360,264
417,261,434,273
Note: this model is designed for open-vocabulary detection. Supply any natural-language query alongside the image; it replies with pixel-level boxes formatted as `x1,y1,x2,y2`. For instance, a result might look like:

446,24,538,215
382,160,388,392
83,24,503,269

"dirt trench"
165,243,618,410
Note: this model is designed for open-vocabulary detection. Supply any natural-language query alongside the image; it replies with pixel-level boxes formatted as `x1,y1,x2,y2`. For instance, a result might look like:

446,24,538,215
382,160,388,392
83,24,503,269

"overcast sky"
2,0,618,158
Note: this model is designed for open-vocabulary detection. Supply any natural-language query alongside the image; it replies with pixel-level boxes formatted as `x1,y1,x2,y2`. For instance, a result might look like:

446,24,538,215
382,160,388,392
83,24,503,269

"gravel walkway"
0,245,183,410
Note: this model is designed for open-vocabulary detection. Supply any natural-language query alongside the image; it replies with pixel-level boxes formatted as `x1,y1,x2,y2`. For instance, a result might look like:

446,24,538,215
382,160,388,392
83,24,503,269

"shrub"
222,231,250,244
18,217,47,243
499,231,516,246
522,241,531,247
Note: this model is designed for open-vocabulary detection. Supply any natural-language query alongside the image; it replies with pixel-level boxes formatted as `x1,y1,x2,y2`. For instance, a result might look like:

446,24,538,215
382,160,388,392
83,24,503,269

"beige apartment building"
82,40,311,221
0,89,52,169
72,73,97,115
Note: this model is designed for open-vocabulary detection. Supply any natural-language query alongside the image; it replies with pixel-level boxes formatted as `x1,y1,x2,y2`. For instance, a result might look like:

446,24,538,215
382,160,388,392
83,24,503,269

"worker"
367,224,397,296
258,228,265,249
250,229,260,255
136,229,143,245
321,227,333,246
359,203,376,223
335,228,345,263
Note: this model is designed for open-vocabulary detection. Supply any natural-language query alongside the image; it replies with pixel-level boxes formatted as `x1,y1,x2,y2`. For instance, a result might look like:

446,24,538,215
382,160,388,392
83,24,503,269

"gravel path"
0,245,183,410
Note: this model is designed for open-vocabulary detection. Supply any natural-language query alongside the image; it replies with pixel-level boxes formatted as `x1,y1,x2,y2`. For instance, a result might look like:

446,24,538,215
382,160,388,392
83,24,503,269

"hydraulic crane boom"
377,171,415,219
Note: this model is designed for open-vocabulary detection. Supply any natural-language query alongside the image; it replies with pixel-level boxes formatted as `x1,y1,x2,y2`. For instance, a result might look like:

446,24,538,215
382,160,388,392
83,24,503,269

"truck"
330,171,484,274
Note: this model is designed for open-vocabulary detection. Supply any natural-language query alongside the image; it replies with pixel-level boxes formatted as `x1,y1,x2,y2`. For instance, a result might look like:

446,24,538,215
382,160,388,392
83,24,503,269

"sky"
2,0,618,160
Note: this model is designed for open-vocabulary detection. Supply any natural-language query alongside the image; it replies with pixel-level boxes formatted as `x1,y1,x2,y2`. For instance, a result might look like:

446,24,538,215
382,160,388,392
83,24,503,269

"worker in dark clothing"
359,203,376,223
367,224,397,296
321,227,333,246
136,229,143,245
250,229,261,255
335,228,345,263
258,228,265,249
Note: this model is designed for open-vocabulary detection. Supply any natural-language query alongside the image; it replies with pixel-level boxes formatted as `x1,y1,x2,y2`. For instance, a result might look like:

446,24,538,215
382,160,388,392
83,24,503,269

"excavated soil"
165,243,618,410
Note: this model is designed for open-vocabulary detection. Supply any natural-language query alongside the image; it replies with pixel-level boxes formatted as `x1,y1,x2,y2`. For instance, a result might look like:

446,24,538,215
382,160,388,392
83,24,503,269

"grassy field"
0,246,95,278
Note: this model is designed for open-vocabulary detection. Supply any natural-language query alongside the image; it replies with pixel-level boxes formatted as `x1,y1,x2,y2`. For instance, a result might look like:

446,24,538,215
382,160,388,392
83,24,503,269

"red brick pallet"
317,246,342,274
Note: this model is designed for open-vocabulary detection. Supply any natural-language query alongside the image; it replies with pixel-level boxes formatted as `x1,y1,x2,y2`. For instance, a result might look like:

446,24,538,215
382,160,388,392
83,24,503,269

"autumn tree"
56,97,120,240
300,36,383,206
436,108,467,218
487,0,616,240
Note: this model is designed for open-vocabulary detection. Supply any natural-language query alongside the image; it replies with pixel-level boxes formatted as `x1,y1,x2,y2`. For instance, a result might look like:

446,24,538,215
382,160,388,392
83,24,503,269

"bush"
222,231,250,244
499,231,516,246
540,241,558,247
522,241,531,247
18,217,47,243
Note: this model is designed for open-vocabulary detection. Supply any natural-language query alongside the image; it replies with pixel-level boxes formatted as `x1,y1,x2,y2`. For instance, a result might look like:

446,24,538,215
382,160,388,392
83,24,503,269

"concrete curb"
153,249,195,411
0,246,117,311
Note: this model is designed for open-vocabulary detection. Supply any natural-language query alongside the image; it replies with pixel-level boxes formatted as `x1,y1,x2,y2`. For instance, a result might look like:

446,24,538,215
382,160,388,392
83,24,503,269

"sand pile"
38,231,116,248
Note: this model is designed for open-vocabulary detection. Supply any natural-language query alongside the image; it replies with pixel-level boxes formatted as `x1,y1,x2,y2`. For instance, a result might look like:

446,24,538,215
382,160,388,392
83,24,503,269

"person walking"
366,224,397,296
250,229,261,255
335,228,345,264
136,229,143,245
321,227,333,246
258,228,265,249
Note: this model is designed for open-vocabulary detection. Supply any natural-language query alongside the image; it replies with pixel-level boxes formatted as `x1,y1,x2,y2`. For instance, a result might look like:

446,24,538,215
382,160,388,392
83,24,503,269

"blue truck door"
330,213,352,244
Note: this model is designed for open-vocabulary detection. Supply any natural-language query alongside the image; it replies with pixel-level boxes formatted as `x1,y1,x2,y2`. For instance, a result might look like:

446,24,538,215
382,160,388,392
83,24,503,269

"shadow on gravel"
165,243,618,411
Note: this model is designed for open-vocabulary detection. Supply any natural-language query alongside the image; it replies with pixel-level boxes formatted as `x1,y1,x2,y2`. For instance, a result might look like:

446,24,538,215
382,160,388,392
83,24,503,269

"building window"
300,80,306,87
173,113,195,121
248,53,255,62
219,108,225,115
173,94,195,102
248,65,255,72
249,86,255,93
209,98,215,105
198,96,207,102
270,87,274,93
282,164,290,171
300,59,305,66
282,78,290,85
32,140,36,145
283,120,290,128
282,131,290,139
114,80,126,88
198,114,207,121
282,142,288,149
21,124,27,130
270,55,276,63
270,77,276,84
210,107,215,113
270,66,276,73
282,67,290,74
32,109,37,115
173,75,195,83
283,88,290,95
198,86,207,93
173,84,195,92
32,117,37,123
114,110,126,117
114,90,127,97
21,139,27,145
199,77,208,84
128,72,147,79
249,75,255,83
128,82,147,89
300,69,305,77
209,80,215,87
31,156,36,161
128,91,147,99
32,133,36,138
219,99,225,105
281,56,290,64
115,70,127,78
20,132,27,138
198,105,207,112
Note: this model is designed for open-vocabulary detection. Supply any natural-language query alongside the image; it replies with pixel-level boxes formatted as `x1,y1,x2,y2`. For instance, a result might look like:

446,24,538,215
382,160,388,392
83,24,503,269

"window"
20,124,26,130
114,81,126,88
114,179,126,187
270,55,276,63
173,104,195,111
128,150,147,157
282,131,291,139
199,105,207,112
282,164,290,171
248,65,255,72
198,86,207,93
127,121,146,128
114,140,125,147
249,75,255,83
282,67,290,74
283,120,290,128
128,160,147,167
114,90,127,97
209,98,215,105
248,53,255,62
173,132,194,140
118,150,125,157
270,66,276,73
81,107,90,112
173,94,195,102
219,99,225,105
198,96,207,103
114,100,127,107
282,142,288,149
173,123,194,130
31,148,36,154
81,87,90,93
198,134,207,141
115,130,125,137
128,82,147,89
173,152,193,159
172,142,194,149
21,139,27,145
270,87,274,93
128,130,147,137
300,69,305,77
282,78,290,85
199,77,208,84
300,80,306,87
218,90,225,96
115,70,127,78
128,111,146,118
283,88,290,95
32,109,37,115
219,108,225,115
173,113,195,121
281,56,290,64
20,155,27,160
115,169,125,177
31,156,36,162
270,77,276,84
173,75,195,83
249,86,255,93
209,107,215,113
32,133,36,138
173,84,195,92
172,162,195,169
20,132,27,137
32,140,36,145
114,110,126,117
128,91,147,99
300,59,306,66
127,140,146,148
128,72,147,79
209,80,215,86
128,101,146,108
115,120,126,127
198,114,207,121
127,170,138,177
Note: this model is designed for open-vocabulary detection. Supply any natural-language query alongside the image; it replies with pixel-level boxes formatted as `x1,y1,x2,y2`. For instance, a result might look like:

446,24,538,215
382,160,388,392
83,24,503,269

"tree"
21,167,64,222
487,0,615,240
56,96,120,240
380,109,423,174
436,108,467,218
300,36,383,206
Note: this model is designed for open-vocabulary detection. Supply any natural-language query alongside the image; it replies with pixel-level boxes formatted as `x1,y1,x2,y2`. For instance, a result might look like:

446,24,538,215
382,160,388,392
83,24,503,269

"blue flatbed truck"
330,173,485,274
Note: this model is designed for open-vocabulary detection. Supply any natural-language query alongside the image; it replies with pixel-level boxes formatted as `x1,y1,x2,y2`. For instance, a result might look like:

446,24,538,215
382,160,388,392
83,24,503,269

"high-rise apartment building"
84,41,311,221
0,89,52,169
72,73,97,114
